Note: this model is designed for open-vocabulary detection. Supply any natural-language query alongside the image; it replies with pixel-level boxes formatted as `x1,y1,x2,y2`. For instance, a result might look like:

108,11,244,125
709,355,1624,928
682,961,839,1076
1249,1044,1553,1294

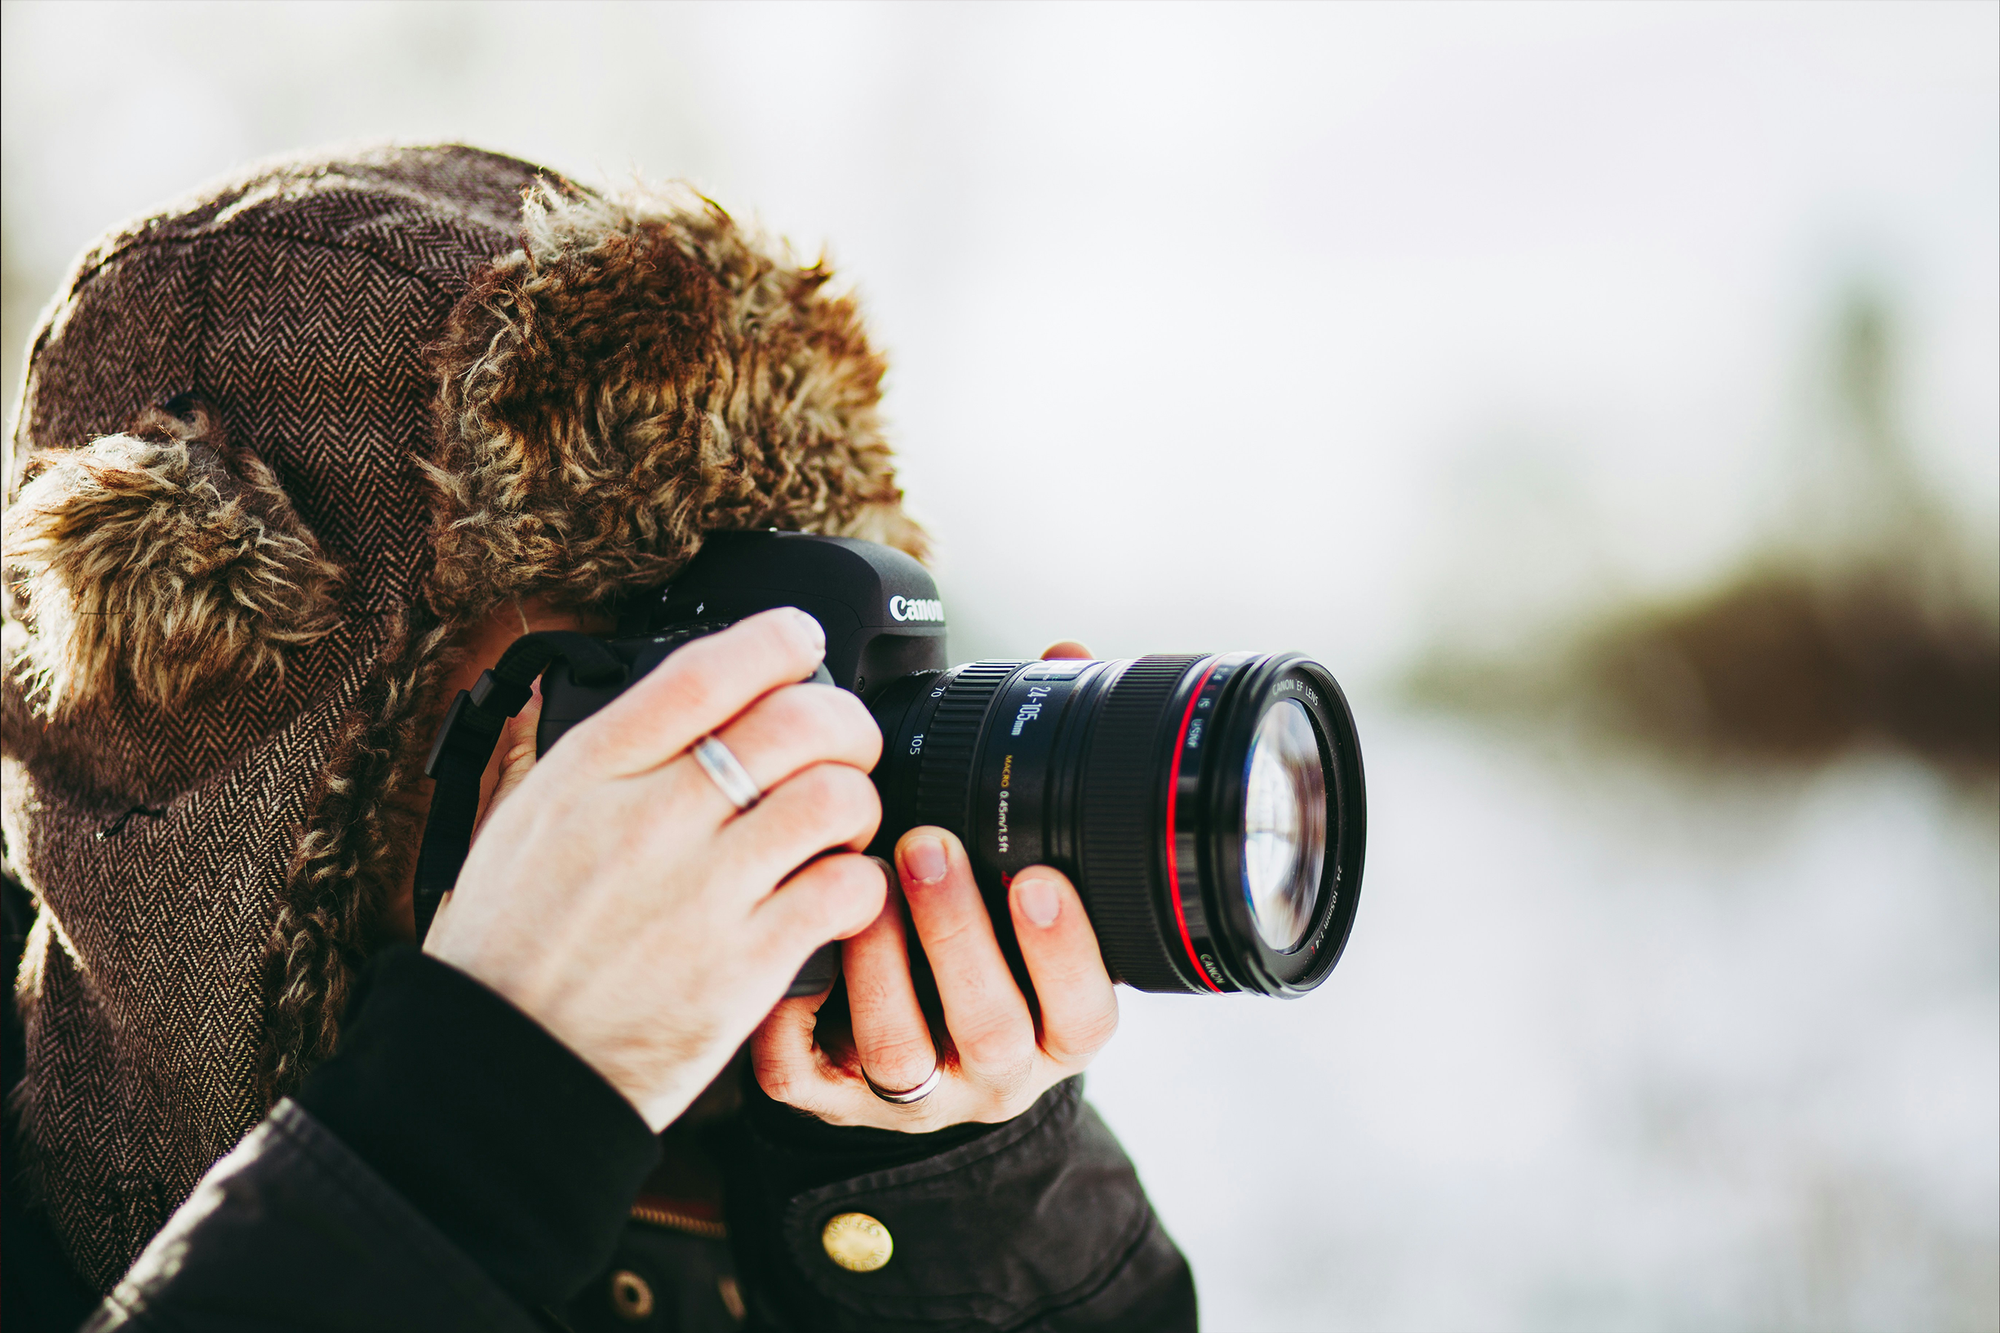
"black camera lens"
869,652,1365,996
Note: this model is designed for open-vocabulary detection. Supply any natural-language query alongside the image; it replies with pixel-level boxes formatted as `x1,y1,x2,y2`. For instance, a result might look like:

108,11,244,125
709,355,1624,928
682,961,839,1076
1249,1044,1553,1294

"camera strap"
412,631,627,940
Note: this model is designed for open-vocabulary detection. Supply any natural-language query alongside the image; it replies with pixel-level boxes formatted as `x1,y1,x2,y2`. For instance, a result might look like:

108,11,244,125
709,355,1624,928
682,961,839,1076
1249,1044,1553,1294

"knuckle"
980,1067,1039,1114
800,858,881,932
1077,1004,1122,1050
821,850,880,897
865,1035,937,1080
765,766,879,844
750,1017,818,1101
724,610,815,681
756,681,820,726
784,685,883,764
751,608,807,657
772,762,834,811
816,868,888,928
956,1018,1035,1074
917,909,987,958
1047,1007,1119,1063
986,1081,1040,1122
753,1061,807,1107
497,728,538,776
660,663,725,724
811,764,881,832
835,852,892,905
830,689,884,765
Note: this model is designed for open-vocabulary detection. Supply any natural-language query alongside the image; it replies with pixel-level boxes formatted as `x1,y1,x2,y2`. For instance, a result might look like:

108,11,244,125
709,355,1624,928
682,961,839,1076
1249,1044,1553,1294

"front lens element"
1241,699,1326,951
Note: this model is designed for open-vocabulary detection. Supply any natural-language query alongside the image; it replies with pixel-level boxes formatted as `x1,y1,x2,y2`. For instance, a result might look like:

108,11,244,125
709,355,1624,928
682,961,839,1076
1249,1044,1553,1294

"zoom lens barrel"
870,653,1366,997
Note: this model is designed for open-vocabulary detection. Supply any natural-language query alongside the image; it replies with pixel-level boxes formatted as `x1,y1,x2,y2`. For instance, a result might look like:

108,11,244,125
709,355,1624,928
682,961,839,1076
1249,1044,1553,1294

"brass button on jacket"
609,1269,655,1321
821,1212,894,1272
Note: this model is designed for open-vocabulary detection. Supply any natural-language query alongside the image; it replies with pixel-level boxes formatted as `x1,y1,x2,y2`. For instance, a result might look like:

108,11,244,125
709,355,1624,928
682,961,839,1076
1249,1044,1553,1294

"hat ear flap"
3,401,342,715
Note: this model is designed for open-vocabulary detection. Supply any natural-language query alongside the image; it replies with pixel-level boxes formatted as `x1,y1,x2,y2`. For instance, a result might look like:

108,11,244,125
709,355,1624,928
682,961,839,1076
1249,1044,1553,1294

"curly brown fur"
3,403,342,715
427,183,927,626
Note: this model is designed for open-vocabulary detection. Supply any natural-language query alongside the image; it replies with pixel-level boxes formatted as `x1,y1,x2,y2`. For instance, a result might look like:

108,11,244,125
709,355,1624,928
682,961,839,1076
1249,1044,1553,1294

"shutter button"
821,1212,894,1271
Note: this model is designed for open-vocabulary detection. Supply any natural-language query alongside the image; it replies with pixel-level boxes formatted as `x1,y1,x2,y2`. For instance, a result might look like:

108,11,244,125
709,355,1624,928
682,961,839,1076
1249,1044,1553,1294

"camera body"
538,530,947,754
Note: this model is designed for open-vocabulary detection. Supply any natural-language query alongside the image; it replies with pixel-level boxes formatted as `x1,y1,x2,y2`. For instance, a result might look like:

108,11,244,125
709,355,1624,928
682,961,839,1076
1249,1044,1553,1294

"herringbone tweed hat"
0,142,925,1290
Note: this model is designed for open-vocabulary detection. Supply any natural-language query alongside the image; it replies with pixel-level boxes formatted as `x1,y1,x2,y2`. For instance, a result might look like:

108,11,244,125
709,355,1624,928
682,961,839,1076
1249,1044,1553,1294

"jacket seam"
1000,1209,1163,1333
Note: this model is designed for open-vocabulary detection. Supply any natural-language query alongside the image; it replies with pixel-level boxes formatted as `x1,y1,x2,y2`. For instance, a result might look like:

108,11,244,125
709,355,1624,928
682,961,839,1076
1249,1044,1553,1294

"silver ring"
863,1064,942,1106
691,734,762,811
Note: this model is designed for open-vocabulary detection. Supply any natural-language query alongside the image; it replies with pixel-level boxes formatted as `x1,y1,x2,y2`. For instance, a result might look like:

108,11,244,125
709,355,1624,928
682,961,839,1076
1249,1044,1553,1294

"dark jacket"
3,883,1196,1333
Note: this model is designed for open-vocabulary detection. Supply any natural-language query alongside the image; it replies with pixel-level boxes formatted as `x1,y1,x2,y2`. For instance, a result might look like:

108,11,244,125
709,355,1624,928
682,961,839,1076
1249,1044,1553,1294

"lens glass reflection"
1241,698,1326,951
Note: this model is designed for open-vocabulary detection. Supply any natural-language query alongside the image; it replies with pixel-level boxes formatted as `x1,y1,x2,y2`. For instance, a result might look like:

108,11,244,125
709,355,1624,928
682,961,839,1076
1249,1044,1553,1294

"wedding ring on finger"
691,734,762,812
863,1064,943,1106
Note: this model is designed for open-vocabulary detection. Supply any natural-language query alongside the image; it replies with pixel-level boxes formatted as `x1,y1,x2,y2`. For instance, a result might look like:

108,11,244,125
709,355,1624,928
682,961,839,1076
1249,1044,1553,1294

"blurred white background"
5,4,1995,1329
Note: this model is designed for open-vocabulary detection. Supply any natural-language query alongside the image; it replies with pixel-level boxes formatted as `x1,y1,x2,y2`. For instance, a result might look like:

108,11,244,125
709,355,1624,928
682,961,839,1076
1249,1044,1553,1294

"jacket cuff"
295,944,660,1309
724,1078,1173,1331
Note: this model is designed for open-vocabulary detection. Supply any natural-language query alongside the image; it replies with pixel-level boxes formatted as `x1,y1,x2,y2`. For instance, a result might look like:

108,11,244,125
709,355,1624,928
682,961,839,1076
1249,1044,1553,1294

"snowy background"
5,4,1994,1329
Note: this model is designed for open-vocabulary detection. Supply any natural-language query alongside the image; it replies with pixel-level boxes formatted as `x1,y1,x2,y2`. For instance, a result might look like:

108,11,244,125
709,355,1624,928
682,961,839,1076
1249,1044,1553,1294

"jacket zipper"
629,1200,727,1239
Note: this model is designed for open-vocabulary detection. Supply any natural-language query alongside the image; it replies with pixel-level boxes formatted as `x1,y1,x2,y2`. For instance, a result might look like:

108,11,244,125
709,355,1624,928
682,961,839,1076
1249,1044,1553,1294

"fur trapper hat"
0,143,924,1290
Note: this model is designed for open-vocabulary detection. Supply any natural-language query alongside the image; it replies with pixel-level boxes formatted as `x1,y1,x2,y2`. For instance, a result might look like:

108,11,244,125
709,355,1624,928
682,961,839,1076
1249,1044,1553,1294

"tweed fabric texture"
1,143,923,1291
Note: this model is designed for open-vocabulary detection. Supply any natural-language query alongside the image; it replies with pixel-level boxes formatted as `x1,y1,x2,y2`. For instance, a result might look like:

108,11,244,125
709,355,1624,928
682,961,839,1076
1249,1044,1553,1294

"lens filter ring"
1193,654,1366,997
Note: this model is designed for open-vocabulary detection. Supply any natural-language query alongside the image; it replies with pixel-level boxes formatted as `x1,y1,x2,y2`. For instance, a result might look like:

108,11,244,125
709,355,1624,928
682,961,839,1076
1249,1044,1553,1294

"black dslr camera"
418,531,1365,998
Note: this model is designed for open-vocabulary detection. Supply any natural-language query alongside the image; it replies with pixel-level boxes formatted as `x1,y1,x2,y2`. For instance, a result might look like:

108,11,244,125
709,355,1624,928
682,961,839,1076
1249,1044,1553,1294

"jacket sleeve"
83,1100,543,1333
722,1077,1198,1332
84,945,661,1332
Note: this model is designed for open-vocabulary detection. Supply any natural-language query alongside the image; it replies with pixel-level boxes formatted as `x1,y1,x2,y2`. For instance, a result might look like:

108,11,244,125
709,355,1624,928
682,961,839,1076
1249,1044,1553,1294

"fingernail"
787,608,825,655
903,836,948,885
1016,875,1061,928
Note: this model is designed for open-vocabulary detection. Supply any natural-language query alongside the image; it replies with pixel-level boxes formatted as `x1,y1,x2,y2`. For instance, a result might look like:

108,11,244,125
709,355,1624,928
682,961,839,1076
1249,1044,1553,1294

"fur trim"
426,182,928,623
2,403,342,714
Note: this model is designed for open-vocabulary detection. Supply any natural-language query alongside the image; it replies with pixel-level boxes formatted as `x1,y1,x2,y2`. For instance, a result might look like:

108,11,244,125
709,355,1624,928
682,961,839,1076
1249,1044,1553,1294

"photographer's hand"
751,830,1118,1131
751,642,1121,1132
423,608,890,1132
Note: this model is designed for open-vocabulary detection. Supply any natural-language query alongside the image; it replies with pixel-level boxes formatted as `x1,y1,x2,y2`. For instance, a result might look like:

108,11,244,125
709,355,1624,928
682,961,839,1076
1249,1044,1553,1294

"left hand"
750,641,1120,1131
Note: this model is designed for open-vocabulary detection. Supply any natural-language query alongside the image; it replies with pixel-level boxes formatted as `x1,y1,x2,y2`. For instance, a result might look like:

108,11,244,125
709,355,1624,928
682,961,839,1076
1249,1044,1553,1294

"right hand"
422,607,889,1131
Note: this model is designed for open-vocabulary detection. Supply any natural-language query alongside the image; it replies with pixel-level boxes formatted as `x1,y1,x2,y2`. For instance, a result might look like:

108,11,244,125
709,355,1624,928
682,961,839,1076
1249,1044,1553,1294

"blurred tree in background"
1412,289,2000,783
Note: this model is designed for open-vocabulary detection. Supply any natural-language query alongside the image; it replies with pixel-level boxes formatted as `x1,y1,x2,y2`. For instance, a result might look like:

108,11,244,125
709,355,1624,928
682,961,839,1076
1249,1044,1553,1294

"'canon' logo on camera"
888,595,945,623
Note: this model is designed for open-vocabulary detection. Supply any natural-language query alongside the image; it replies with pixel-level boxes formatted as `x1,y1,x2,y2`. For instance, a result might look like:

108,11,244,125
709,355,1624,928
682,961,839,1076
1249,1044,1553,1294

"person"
0,144,1196,1331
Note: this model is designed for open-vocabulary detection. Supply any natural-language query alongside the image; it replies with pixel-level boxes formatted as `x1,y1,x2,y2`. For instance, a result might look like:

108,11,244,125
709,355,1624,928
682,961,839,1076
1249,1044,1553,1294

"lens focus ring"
911,662,1018,834
1078,655,1208,993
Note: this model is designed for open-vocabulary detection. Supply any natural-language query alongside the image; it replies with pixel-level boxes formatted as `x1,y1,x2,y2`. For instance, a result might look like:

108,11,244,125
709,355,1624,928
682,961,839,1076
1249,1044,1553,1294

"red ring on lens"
1163,659,1225,993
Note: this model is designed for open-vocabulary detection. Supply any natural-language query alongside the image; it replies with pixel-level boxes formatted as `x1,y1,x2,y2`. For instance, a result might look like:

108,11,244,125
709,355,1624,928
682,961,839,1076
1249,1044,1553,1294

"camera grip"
786,941,841,997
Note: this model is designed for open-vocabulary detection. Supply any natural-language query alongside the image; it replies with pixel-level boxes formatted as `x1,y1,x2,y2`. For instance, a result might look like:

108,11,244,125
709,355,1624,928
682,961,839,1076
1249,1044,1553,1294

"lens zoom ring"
913,661,1020,833
1080,655,1206,993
